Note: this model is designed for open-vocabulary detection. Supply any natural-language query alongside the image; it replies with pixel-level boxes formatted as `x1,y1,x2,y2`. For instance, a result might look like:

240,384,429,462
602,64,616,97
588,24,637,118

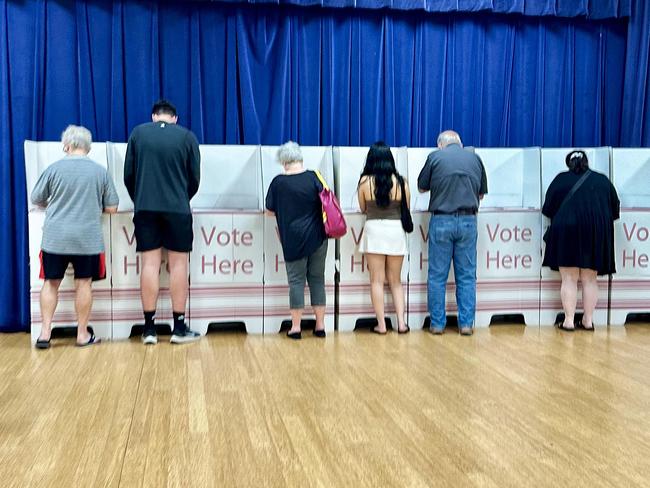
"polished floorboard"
1,325,650,487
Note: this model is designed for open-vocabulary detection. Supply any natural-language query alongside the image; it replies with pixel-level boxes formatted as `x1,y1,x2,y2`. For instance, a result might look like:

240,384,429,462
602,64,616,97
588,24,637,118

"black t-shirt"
124,121,201,214
265,171,326,262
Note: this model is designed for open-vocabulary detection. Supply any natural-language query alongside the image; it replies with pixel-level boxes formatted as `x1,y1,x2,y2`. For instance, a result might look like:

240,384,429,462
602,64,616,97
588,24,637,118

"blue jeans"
427,215,477,330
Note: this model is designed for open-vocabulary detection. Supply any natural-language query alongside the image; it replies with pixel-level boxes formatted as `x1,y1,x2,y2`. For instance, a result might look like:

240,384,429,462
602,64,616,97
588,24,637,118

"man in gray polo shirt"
417,130,488,335
31,125,119,348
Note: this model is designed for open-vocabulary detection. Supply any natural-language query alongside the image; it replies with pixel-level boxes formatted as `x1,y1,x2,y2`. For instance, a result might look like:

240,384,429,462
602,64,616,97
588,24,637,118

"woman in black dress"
542,150,620,331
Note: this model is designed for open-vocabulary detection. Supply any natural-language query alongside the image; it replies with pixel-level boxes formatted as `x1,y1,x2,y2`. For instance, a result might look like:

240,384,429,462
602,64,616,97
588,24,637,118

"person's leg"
559,267,580,329
579,268,598,329
168,250,189,333
366,253,388,333
427,216,454,332
74,278,93,343
39,279,62,341
285,257,308,336
140,248,162,317
453,216,478,334
386,255,407,332
306,241,328,334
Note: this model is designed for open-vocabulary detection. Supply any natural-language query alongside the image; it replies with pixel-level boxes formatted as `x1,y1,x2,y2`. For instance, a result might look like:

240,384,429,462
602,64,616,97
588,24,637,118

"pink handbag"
314,170,347,238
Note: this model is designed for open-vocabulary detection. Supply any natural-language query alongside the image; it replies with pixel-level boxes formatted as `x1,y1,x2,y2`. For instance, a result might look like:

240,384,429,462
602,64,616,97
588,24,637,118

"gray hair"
276,141,303,165
437,130,462,148
61,125,92,152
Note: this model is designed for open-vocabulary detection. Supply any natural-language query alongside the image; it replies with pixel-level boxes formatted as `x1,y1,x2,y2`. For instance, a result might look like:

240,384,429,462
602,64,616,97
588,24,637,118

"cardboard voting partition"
189,145,264,334
474,148,542,327
335,146,409,332
25,141,112,342
261,146,336,333
540,148,611,326
107,142,172,338
610,148,650,325
407,147,541,329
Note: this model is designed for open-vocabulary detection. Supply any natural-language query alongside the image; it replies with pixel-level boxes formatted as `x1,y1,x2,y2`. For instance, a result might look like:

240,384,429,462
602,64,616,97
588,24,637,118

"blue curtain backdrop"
0,0,648,332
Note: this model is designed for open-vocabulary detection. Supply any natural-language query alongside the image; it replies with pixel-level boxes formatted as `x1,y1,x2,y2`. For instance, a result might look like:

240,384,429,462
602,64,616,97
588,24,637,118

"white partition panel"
261,146,335,333
25,141,112,342
106,142,133,212
540,148,611,326
335,146,408,332
610,148,650,325
190,145,264,334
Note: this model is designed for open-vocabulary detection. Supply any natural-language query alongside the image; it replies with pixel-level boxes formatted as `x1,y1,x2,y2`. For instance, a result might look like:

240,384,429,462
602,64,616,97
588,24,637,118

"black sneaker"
142,328,158,345
170,327,201,344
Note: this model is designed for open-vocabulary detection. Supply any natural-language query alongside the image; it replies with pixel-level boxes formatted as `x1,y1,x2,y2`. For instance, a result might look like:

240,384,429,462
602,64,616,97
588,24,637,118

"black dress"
542,170,620,275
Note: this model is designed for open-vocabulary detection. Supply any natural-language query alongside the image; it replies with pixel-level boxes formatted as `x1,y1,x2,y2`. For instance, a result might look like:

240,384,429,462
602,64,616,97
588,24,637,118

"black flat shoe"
398,324,410,334
286,330,302,340
313,329,326,338
575,319,594,331
371,326,387,335
35,337,51,349
556,323,575,332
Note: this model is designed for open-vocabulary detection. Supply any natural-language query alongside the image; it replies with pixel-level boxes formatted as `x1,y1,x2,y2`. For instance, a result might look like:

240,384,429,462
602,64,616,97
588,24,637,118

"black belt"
433,209,476,216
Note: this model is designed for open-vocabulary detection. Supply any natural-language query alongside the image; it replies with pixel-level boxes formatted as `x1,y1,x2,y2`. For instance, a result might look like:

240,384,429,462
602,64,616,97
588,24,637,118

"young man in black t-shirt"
124,99,201,344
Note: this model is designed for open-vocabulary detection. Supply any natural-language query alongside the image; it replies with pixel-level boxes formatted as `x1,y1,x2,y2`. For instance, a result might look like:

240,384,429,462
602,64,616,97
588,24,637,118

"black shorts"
133,211,194,252
40,251,106,281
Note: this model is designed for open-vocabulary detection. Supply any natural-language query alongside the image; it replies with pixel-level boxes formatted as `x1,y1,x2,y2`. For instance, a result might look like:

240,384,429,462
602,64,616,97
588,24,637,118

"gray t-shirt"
31,156,119,255
417,144,488,213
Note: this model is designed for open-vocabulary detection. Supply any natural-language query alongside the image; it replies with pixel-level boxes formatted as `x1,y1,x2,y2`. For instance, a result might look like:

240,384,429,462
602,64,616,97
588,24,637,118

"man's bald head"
437,130,462,149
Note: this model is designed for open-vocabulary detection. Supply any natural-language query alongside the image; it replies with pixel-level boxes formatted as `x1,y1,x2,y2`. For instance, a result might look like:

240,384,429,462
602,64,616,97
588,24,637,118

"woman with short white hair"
265,141,328,339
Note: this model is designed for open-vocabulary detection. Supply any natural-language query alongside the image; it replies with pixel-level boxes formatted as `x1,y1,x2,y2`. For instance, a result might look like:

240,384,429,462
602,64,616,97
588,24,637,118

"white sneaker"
170,328,201,344
142,330,158,345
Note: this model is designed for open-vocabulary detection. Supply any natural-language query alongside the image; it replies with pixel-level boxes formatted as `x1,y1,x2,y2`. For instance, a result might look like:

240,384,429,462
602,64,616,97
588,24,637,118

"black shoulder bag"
398,176,414,233
543,170,592,242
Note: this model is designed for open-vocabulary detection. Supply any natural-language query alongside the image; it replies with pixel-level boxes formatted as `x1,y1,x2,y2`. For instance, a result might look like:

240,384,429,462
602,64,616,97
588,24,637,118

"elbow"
104,206,118,214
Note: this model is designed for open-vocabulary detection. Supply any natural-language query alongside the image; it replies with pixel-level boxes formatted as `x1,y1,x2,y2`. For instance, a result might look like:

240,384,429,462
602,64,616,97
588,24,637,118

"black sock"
173,312,186,333
144,310,156,332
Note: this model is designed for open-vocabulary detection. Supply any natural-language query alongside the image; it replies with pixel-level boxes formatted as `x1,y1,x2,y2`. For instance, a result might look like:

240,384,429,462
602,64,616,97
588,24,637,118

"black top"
124,121,201,214
265,171,326,262
417,144,488,214
542,170,620,275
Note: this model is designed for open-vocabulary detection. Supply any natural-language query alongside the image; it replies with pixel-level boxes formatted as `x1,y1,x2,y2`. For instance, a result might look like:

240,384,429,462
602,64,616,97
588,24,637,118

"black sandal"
35,336,51,349
575,319,594,331
286,330,302,340
313,329,326,338
556,323,575,332
398,324,410,334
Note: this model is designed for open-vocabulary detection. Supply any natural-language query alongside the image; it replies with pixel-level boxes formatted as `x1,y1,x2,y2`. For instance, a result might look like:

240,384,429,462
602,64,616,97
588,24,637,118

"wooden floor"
1,325,650,487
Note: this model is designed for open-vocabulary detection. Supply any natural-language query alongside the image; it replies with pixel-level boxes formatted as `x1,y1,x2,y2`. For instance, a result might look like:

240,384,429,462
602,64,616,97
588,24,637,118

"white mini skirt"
357,219,408,256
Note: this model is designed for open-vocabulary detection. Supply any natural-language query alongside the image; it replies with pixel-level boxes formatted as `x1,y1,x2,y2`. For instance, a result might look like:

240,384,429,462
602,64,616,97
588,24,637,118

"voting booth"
407,147,542,329
405,147,438,329
25,141,113,343
334,146,408,332
107,142,173,339
474,148,542,327
540,148,611,326
189,145,264,335
610,149,650,325
261,146,336,334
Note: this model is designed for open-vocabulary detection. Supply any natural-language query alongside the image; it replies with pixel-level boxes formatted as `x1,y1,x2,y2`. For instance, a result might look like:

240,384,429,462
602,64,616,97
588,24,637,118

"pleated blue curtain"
0,0,647,331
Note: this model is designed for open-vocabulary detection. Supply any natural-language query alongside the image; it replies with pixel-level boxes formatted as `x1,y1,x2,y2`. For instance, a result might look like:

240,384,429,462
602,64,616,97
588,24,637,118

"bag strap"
314,170,329,191
556,169,591,216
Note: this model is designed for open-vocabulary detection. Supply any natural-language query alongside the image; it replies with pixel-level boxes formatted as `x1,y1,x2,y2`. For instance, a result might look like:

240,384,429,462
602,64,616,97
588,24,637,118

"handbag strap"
314,170,329,191
556,169,591,216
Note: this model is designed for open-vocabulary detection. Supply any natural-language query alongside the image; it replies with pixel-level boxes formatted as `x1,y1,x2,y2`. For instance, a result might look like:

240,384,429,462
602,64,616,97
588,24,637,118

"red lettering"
122,226,136,246
419,225,428,243
351,227,364,246
201,226,217,246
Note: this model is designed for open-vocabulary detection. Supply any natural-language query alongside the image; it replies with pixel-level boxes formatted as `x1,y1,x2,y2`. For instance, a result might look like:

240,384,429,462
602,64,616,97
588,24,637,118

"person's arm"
265,179,276,217
31,168,51,208
186,132,201,199
103,171,120,214
404,179,411,209
478,156,488,200
124,132,136,201
610,180,621,221
357,177,368,213
417,155,433,193
542,177,560,218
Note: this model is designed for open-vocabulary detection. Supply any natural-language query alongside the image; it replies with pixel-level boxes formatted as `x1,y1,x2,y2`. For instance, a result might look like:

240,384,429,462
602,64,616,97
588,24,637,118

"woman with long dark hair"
542,150,620,331
357,142,410,334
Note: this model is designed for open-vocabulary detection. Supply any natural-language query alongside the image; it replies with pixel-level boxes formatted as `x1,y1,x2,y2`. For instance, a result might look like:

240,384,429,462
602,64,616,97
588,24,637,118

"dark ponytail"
565,150,589,174
358,141,398,208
